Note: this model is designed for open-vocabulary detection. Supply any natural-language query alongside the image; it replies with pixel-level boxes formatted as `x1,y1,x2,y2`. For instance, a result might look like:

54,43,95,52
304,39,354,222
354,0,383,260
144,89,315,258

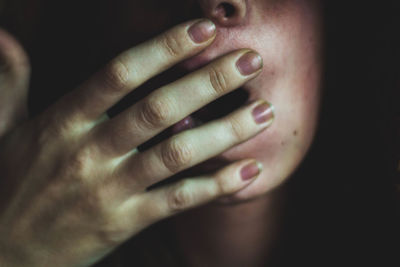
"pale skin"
162,1,322,266
0,0,322,266
0,21,273,266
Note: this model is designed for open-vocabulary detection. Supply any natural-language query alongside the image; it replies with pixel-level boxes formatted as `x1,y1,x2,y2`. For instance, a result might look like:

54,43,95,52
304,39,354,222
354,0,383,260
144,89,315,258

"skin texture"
0,0,322,266
105,0,322,201
202,0,322,201
104,1,322,266
150,2,322,265
0,20,272,266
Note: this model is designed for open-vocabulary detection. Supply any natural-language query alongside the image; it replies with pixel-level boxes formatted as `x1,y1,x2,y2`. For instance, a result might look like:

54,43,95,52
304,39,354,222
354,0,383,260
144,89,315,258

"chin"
143,50,320,203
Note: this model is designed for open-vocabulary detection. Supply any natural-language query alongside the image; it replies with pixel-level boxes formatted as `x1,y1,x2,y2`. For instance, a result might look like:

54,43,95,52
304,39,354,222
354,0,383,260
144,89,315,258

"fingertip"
213,159,261,195
187,19,216,44
251,100,274,126
239,159,262,182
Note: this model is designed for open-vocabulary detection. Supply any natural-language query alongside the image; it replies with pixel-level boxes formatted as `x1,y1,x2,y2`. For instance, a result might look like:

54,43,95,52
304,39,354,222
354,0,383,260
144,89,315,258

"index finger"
60,19,216,122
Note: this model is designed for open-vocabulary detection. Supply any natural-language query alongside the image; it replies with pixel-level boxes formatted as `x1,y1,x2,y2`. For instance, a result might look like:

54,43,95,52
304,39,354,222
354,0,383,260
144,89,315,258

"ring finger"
94,49,263,157
113,99,274,195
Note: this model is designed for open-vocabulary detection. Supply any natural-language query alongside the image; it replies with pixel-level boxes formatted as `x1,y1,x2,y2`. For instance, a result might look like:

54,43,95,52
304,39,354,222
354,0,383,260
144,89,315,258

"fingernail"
241,161,262,181
252,101,274,125
188,20,216,44
236,51,263,76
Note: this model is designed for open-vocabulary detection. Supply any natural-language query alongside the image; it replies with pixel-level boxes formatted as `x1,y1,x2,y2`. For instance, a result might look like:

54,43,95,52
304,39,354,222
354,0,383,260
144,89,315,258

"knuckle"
227,117,247,141
215,175,232,196
96,215,127,246
140,96,174,129
35,112,67,144
167,181,192,212
83,191,126,246
82,186,116,224
208,67,228,95
161,137,193,173
97,226,126,247
160,33,184,58
83,189,104,216
35,121,58,147
66,146,96,178
103,59,130,92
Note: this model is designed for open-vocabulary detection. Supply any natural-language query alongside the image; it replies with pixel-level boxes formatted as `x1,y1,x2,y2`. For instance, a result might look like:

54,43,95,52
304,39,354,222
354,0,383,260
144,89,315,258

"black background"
1,1,399,266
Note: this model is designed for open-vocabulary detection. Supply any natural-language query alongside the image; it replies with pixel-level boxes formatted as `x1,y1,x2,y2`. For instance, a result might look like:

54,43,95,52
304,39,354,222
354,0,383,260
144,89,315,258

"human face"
105,0,323,202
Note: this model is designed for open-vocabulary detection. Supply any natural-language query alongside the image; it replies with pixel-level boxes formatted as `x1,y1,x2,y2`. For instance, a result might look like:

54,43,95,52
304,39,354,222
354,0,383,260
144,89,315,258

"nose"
197,0,248,27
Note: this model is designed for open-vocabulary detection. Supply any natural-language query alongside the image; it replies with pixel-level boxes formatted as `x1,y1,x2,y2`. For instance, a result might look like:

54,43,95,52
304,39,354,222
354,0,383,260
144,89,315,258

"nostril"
216,2,236,18
210,1,247,26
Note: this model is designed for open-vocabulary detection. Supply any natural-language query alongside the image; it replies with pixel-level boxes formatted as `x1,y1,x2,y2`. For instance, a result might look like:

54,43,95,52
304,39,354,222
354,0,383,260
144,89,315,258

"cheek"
222,76,320,201
220,4,322,200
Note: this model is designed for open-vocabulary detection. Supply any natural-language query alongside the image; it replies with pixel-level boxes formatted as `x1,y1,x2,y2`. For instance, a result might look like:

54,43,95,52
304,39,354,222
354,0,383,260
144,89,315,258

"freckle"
293,130,298,136
280,141,285,146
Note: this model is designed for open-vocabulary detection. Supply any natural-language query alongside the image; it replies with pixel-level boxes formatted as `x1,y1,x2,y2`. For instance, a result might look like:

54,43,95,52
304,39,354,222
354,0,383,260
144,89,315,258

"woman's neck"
169,187,286,267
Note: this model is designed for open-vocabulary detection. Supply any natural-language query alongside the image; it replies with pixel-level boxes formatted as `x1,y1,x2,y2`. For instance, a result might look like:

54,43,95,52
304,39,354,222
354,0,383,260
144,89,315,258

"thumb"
0,28,30,136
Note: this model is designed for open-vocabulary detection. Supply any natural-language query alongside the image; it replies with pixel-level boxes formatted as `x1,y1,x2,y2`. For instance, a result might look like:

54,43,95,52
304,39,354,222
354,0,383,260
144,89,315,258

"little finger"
116,100,274,193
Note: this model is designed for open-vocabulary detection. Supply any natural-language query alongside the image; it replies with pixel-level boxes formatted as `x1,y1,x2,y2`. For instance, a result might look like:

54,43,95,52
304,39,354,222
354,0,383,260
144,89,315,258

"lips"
128,50,252,183
137,86,249,151
173,85,249,131
142,85,249,191
139,53,254,189
170,116,197,134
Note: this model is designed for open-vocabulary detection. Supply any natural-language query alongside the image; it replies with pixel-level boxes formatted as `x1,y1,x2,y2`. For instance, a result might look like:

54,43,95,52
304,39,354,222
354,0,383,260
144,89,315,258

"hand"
0,19,272,266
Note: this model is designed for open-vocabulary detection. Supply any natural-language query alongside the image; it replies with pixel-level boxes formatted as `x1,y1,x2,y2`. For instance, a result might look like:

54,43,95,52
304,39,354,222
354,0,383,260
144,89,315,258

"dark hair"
1,1,399,266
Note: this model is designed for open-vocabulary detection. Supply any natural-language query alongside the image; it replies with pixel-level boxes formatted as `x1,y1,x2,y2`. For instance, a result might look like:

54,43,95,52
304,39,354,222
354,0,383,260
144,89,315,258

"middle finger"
94,49,263,157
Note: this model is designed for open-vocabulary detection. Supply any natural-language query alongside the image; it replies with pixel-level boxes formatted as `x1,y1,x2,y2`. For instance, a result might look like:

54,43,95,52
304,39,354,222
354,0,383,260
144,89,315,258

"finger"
0,28,30,136
121,159,262,231
116,100,273,192
57,19,216,123
95,49,263,156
